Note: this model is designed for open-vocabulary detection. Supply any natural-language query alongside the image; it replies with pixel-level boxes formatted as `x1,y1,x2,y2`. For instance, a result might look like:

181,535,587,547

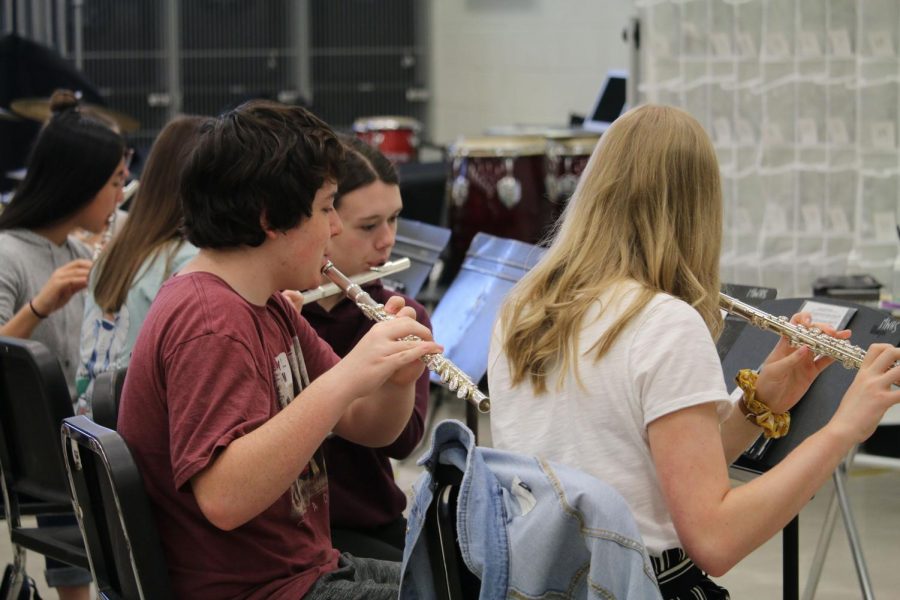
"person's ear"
259,211,279,240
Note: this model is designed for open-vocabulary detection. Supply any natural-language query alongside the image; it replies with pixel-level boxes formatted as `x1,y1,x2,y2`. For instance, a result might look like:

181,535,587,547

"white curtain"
638,0,900,299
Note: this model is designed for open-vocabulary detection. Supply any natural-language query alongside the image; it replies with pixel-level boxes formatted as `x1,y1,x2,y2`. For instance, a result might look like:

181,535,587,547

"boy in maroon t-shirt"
117,101,440,600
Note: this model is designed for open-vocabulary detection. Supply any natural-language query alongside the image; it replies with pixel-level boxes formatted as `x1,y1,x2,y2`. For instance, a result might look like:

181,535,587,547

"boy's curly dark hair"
181,100,345,248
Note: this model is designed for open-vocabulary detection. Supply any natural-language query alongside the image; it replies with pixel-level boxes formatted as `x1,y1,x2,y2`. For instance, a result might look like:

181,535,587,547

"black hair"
334,135,399,209
180,100,345,249
0,93,125,231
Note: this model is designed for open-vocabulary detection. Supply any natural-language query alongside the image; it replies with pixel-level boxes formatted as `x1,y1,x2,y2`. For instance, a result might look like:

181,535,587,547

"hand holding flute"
719,294,900,441
322,260,491,412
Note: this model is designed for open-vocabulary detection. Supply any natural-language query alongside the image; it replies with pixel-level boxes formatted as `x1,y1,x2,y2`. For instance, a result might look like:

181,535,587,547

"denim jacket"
400,420,662,599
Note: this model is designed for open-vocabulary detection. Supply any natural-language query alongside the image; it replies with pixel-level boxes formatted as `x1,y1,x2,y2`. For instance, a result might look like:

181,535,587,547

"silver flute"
302,258,410,304
719,293,866,369
322,260,491,413
92,180,140,260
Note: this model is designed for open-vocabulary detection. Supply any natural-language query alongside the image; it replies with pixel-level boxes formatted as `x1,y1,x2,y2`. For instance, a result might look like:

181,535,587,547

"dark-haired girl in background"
0,88,128,600
304,135,430,561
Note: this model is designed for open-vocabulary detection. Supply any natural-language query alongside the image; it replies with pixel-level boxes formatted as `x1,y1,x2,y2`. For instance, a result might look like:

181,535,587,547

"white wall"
429,0,636,144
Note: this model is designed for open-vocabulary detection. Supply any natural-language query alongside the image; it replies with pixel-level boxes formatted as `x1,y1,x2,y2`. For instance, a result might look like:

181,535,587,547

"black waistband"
650,548,730,600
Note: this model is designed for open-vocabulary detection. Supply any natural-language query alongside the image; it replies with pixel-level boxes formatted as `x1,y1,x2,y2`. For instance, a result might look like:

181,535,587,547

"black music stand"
723,298,900,600
388,218,451,300
428,233,545,439
717,283,777,361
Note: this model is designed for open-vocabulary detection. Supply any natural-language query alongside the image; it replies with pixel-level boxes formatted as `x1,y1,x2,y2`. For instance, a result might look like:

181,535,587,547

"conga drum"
446,135,550,279
353,116,422,164
544,131,600,216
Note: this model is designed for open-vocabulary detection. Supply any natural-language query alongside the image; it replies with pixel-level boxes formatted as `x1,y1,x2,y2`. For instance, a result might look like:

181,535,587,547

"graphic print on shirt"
75,303,131,415
273,336,328,520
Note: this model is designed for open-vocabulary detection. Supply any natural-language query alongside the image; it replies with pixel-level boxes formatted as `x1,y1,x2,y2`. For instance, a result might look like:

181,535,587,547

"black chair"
91,367,127,431
0,337,89,597
424,464,480,600
61,415,173,600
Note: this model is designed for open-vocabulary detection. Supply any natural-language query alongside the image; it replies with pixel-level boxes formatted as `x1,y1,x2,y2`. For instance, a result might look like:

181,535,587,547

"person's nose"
330,210,343,236
375,222,395,251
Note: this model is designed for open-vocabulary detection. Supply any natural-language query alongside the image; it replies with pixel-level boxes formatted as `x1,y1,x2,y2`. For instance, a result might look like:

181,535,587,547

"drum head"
353,116,422,132
484,124,563,136
449,135,546,158
546,134,601,156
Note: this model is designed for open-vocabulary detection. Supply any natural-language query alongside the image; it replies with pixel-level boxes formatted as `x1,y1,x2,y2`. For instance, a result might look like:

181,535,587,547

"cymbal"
0,107,21,121
10,97,140,133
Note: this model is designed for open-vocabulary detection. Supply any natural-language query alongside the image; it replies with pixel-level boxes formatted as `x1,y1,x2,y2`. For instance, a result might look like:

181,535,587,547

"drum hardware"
496,158,522,209
544,133,600,206
545,156,579,200
10,97,140,133
321,260,490,412
557,162,580,198
545,171,557,200
450,158,470,207
300,258,411,304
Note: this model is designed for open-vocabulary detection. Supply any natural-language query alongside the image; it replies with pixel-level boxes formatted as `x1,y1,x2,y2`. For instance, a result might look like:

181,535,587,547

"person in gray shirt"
0,89,127,600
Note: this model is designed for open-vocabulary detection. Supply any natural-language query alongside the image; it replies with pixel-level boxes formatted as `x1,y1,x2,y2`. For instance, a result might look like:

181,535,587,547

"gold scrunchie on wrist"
735,369,790,439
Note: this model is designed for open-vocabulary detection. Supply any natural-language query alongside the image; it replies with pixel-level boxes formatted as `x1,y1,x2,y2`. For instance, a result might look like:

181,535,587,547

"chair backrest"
61,415,173,600
0,336,75,510
424,464,480,600
91,367,127,431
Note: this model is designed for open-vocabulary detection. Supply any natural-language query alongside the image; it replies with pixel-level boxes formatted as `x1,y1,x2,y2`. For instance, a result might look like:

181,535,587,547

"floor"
3,397,899,599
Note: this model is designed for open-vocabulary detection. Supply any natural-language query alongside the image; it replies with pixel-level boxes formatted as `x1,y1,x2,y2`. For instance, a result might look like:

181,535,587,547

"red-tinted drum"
446,135,550,278
544,131,600,216
353,116,422,164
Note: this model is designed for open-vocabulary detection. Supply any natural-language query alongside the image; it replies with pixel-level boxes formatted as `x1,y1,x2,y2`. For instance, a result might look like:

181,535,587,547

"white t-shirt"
488,282,734,554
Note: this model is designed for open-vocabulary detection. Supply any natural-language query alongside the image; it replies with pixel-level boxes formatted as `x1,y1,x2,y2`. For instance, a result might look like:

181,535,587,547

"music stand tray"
388,218,451,298
429,233,545,386
717,283,777,361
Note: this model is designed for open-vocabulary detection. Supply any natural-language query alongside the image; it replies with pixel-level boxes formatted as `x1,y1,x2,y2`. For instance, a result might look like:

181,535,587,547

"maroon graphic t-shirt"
119,272,340,599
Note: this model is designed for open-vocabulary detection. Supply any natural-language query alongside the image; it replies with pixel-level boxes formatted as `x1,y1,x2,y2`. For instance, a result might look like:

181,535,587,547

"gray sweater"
0,229,92,398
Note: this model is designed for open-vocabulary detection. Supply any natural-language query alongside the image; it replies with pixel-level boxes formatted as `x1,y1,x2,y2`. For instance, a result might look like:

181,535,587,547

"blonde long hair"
93,116,205,313
499,104,724,394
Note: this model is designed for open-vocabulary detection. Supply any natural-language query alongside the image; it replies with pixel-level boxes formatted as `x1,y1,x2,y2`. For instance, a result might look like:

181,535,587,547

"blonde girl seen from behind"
500,104,723,395
490,104,900,600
